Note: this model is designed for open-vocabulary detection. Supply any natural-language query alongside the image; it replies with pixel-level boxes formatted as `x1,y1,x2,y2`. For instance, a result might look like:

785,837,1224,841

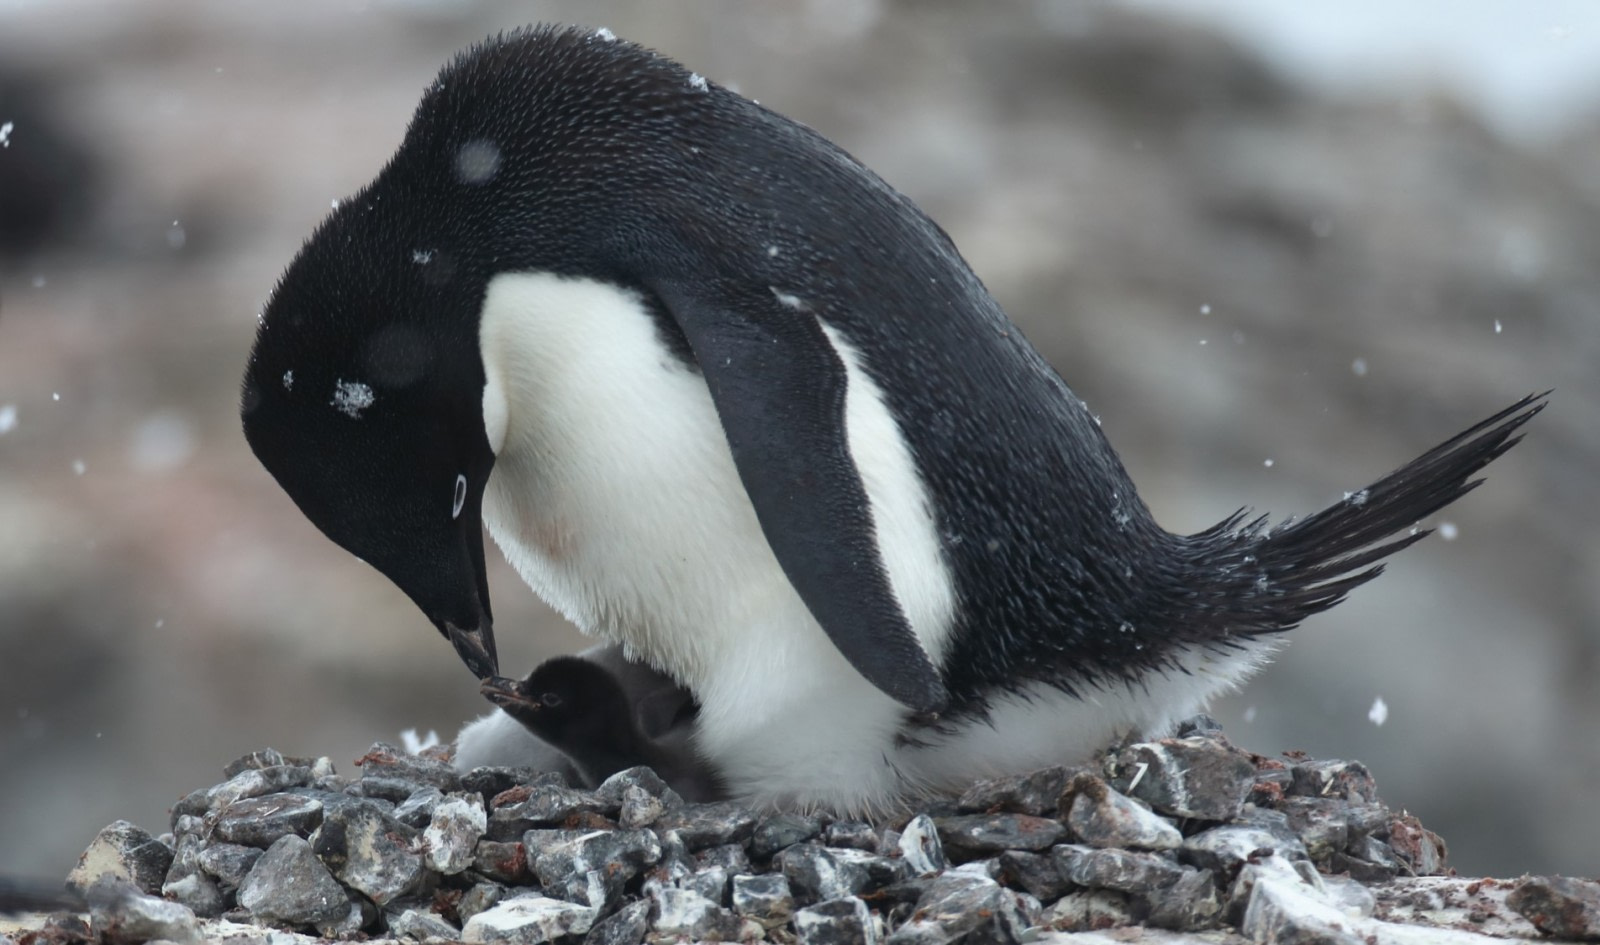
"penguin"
240,25,1545,815
480,655,725,802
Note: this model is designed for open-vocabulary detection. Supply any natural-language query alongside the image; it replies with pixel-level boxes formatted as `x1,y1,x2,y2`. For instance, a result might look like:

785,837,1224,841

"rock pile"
9,719,1597,944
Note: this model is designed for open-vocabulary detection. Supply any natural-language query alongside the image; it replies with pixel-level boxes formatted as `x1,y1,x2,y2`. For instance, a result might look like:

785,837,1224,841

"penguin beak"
446,621,499,681
480,675,536,711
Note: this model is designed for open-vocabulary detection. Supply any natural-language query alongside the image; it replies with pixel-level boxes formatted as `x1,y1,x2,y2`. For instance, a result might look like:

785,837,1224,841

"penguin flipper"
653,280,949,715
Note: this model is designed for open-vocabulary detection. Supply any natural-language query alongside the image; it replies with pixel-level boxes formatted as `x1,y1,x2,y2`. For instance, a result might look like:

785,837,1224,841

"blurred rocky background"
0,0,1593,881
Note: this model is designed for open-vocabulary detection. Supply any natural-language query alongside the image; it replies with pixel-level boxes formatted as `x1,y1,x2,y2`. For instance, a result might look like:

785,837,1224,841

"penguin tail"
1175,391,1547,640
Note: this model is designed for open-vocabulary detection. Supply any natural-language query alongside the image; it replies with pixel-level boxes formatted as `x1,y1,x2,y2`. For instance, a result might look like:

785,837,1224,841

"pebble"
1054,844,1186,893
310,799,425,905
393,785,446,827
1289,759,1380,803
527,827,661,908
1108,735,1257,821
422,791,486,874
214,793,325,847
67,820,174,896
750,811,823,858
956,763,1083,817
823,821,878,851
236,835,349,926
795,895,879,945
896,814,946,875
87,882,200,944
931,812,1065,862
1064,775,1182,850
195,842,264,888
616,784,664,828
647,886,746,940
486,784,606,840
1508,875,1600,940
778,843,909,904
996,849,1070,900
584,898,650,945
732,872,796,926
389,907,462,942
460,893,596,944
886,869,1029,945
653,800,758,849
1179,820,1307,873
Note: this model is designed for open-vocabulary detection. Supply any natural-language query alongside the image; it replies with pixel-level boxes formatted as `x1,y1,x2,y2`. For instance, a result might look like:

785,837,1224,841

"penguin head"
241,189,500,678
480,656,634,748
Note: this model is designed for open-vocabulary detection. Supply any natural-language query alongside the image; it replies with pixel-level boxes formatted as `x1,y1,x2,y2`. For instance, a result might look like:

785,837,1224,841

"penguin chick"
240,25,1545,816
480,656,724,802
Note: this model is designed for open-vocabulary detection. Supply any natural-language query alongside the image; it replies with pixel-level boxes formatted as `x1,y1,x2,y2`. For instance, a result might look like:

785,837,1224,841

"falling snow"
0,121,12,147
688,73,709,92
1368,696,1389,726
770,287,806,310
331,379,375,418
1242,705,1258,723
0,405,15,435
1263,458,1275,468
282,370,294,390
412,249,435,265
1439,522,1459,541
167,220,186,250
1344,488,1370,507
1494,319,1503,334
1199,303,1211,314
1351,357,1368,377
72,459,86,476
455,140,501,184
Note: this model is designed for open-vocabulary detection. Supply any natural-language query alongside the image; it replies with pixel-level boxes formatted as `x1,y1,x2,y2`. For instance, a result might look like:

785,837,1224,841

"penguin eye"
451,474,467,520
540,692,563,709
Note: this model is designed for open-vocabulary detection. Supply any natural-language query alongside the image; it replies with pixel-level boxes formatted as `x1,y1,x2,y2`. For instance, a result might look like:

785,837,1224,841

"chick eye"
451,474,467,519
540,692,563,709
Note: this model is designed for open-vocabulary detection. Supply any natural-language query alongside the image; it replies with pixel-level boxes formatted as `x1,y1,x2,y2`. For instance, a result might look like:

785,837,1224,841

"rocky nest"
7,718,1597,945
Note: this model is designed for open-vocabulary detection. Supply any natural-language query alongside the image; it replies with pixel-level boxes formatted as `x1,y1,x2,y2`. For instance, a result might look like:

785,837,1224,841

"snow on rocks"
13,723,1589,944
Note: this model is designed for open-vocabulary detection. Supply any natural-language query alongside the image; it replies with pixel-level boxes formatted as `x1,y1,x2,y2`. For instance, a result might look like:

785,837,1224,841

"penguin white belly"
476,271,957,811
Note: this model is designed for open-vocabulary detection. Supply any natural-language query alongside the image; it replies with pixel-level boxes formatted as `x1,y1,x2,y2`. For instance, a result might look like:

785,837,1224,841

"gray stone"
932,813,1065,862
527,828,661,908
1107,736,1257,822
824,821,878,852
357,742,463,794
1237,864,1364,945
394,785,446,828
317,896,375,938
88,883,200,944
732,872,795,927
1180,822,1307,873
1289,759,1380,804
696,842,754,875
956,764,1083,817
1384,812,1449,876
462,894,597,943
1065,777,1181,851
222,748,324,779
1038,888,1134,932
473,838,534,885
1144,867,1222,931
462,766,554,804
595,766,678,809
424,791,487,875
236,835,349,926
887,870,1028,945
617,785,664,828
206,765,315,812
459,881,509,927
1053,844,1186,893
160,870,226,919
897,814,947,875
195,842,263,889
487,784,607,840
688,865,732,906
1508,875,1600,940
390,907,462,942
583,898,650,945
214,793,324,848
778,843,910,904
751,812,823,859
652,801,758,850
648,886,746,940
997,850,1070,901
796,896,879,945
311,798,425,905
68,820,174,896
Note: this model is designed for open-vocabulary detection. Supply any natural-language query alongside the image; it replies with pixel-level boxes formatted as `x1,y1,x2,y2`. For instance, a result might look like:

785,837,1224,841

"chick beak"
480,675,538,712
